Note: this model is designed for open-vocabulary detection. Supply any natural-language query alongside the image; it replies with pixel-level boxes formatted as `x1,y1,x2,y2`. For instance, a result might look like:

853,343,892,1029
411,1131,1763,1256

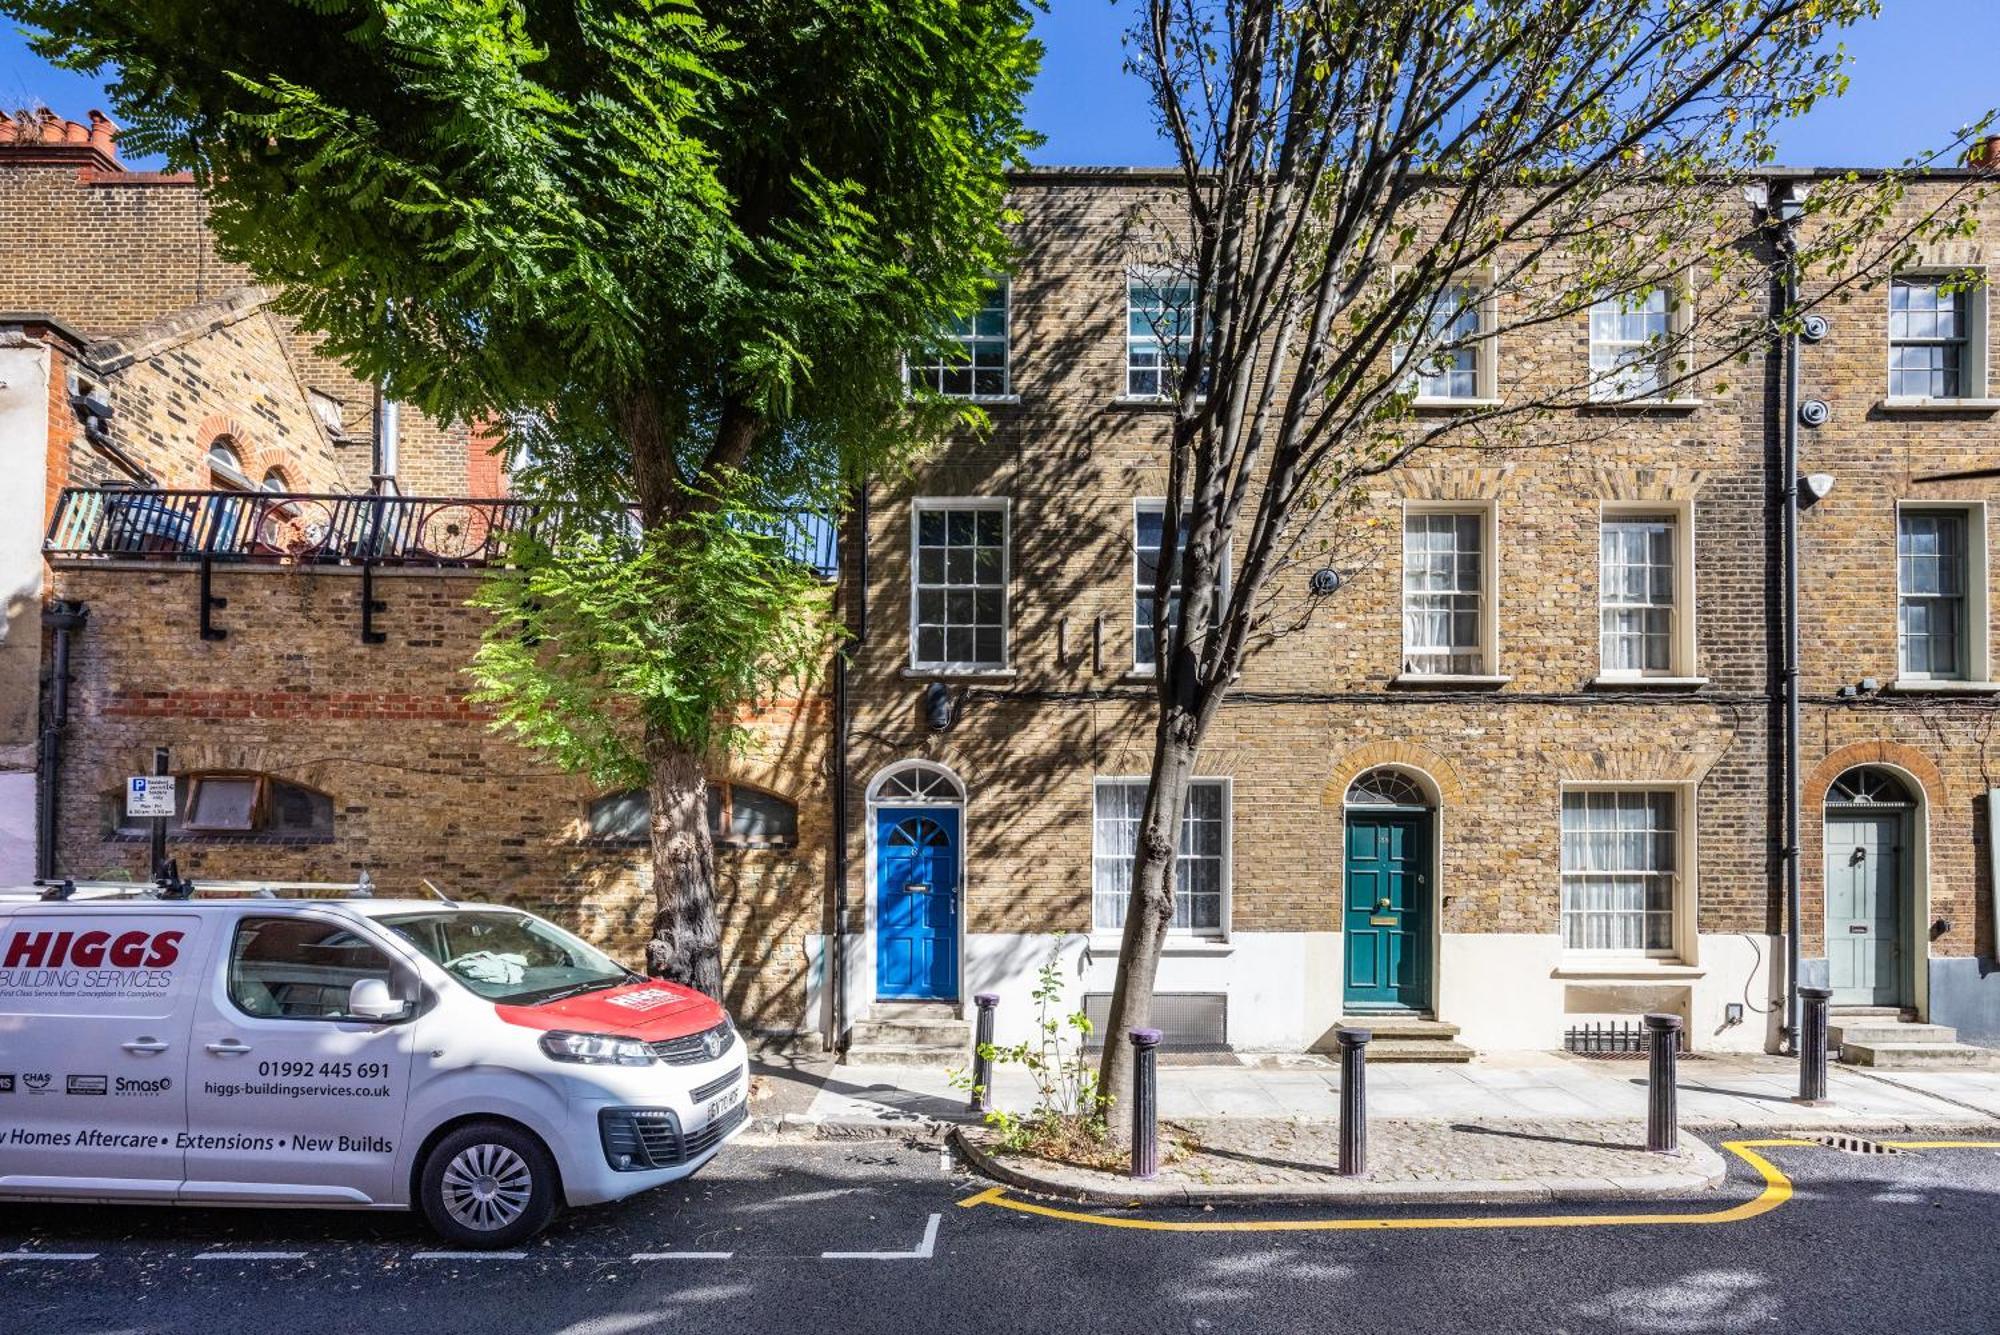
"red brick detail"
465,416,506,498
43,342,74,530
104,690,494,723
197,411,303,488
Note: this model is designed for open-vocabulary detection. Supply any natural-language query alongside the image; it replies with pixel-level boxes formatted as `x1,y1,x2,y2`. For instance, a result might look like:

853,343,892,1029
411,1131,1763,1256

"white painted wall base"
814,927,1792,1055
0,769,33,885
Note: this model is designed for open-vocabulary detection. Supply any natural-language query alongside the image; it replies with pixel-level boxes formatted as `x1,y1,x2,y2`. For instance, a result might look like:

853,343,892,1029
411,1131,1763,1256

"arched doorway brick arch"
1803,741,1940,996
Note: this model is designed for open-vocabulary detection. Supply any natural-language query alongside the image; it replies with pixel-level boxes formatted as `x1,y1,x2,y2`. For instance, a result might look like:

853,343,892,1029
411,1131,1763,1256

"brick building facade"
13,114,2000,1052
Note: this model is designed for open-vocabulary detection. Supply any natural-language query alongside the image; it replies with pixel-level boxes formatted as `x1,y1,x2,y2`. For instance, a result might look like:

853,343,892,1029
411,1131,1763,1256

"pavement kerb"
948,1125,1729,1207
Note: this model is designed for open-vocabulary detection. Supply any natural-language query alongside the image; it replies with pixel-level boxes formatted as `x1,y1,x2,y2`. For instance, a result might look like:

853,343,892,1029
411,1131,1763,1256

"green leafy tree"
1093,0,1991,1131
17,0,1041,994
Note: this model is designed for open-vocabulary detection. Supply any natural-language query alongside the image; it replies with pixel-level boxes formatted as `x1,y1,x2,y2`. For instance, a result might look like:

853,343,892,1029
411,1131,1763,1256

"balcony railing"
44,488,839,578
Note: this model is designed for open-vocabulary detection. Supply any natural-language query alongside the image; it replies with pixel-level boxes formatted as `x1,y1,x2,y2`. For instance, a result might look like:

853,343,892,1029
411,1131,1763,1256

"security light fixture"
923,681,956,732
1802,473,1835,504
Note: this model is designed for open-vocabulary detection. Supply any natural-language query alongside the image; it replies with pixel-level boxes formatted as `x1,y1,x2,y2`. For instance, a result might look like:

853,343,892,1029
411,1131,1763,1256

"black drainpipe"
1773,182,1806,1053
827,485,868,1052
35,600,88,880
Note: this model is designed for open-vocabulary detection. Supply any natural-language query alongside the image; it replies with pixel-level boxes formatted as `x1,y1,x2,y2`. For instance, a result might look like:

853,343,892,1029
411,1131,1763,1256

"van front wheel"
418,1122,559,1248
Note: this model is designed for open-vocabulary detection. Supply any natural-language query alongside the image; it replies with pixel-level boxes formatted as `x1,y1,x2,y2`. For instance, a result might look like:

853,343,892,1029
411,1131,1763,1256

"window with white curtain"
1599,515,1677,675
1413,285,1483,400
1402,511,1486,675
1092,779,1227,934
1588,289,1673,400
1560,790,1678,955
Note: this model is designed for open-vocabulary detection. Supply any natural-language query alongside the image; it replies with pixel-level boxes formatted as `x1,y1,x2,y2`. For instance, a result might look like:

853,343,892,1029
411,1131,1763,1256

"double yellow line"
956,1138,2000,1233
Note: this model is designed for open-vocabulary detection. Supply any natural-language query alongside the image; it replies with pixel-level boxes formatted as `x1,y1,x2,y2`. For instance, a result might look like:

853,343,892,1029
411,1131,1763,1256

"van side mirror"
348,977,410,1022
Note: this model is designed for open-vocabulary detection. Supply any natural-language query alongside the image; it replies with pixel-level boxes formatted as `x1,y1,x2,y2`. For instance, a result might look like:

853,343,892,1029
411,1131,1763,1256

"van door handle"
205,1039,253,1056
122,1038,171,1054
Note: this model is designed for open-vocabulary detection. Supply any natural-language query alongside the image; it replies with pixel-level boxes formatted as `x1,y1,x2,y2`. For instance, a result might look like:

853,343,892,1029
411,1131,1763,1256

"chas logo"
22,1072,52,1094
0,928,184,970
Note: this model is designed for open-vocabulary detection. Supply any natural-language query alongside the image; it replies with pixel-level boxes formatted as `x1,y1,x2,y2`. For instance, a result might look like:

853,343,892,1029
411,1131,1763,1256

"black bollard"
1337,1028,1370,1177
1796,985,1832,1106
968,992,999,1113
1643,1012,1683,1153
1129,1027,1162,1179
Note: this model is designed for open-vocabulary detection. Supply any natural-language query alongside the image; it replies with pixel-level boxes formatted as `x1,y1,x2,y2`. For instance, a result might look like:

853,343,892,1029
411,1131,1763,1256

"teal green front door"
1343,811,1431,1011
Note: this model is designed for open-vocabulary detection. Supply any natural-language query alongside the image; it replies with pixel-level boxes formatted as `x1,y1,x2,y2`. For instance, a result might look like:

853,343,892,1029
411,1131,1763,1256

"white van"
0,886,749,1247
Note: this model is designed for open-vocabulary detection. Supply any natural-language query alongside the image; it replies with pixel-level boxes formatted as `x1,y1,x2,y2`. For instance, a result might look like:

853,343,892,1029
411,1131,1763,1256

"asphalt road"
3,1133,1998,1334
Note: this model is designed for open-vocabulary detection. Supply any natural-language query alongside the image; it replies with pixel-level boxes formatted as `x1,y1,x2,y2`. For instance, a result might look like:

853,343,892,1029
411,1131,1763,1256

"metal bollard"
1796,985,1832,1106
1129,1027,1163,1180
1643,1013,1683,1153
968,993,999,1113
1337,1028,1370,1177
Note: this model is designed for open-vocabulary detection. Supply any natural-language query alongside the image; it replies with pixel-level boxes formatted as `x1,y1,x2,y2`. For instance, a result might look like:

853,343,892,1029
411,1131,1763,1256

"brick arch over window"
1321,742,1465,809
197,413,301,489
1800,741,1945,957
126,742,340,799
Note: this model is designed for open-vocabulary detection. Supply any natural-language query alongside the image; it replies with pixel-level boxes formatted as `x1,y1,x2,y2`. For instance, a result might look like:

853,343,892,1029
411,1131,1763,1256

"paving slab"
768,1048,2000,1142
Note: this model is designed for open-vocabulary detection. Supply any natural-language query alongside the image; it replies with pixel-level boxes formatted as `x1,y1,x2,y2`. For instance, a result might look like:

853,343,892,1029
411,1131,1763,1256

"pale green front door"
1825,810,1905,1007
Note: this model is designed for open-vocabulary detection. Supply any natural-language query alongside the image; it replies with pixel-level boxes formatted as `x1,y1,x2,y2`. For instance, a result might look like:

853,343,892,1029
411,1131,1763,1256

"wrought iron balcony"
43,487,839,578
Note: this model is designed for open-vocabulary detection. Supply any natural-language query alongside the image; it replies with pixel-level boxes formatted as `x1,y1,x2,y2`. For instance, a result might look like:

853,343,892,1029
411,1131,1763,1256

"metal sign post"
125,747,173,878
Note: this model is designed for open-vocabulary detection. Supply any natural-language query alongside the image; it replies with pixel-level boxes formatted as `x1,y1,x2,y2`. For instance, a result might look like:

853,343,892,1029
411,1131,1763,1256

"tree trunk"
1095,716,1201,1144
643,721,724,998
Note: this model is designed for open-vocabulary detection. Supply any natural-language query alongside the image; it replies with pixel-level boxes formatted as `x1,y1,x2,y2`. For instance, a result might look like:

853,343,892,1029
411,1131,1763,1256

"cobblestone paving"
1142,1117,1698,1186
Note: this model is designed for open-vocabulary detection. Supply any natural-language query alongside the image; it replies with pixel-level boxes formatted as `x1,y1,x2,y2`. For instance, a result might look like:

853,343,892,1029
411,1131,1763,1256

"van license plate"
704,1086,743,1125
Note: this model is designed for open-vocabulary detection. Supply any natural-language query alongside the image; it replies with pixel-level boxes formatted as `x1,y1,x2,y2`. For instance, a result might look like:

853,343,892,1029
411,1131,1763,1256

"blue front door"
1343,811,1431,1011
876,807,960,1000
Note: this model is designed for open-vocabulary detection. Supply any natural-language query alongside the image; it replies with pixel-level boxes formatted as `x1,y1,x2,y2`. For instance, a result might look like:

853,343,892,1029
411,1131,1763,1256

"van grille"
598,1103,748,1171
650,1021,736,1066
690,1070,739,1104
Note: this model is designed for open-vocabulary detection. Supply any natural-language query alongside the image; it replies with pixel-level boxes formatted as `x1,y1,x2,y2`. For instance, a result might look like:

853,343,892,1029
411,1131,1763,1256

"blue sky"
3,3,1996,170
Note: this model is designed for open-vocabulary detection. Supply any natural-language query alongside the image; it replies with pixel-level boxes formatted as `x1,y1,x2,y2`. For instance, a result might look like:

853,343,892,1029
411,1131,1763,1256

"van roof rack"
17,873,384,903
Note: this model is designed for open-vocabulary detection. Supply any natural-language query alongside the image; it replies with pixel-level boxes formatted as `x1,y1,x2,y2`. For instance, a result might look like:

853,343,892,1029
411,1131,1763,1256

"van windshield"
380,911,636,1005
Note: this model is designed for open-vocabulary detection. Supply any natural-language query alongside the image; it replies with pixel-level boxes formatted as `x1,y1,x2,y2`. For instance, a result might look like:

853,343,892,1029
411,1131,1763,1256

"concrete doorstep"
950,1118,1730,1207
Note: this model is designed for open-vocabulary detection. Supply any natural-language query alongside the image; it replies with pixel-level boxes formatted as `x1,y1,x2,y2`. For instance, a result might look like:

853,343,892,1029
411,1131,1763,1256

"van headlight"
540,1031,655,1066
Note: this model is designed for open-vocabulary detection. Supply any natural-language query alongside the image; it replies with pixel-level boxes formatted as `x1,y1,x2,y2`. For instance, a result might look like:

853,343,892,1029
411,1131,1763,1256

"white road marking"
411,1250,528,1261
821,1212,940,1261
193,1250,309,1261
630,1251,735,1261
938,1148,952,1174
0,1251,99,1262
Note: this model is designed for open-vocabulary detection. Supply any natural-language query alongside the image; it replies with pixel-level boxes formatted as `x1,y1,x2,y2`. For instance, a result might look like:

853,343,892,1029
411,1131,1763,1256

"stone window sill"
1886,678,2000,695
1875,397,2000,414
1412,397,1503,412
1110,395,1208,410
1390,672,1512,689
1589,675,1710,690
1088,935,1233,957
1580,398,1703,413
1551,961,1704,980
900,666,1018,682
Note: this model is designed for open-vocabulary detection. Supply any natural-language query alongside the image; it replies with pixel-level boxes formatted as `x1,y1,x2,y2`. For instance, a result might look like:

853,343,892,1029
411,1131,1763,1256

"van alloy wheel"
439,1142,534,1232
